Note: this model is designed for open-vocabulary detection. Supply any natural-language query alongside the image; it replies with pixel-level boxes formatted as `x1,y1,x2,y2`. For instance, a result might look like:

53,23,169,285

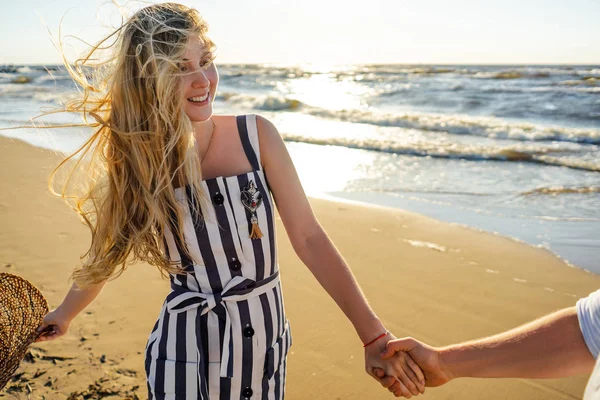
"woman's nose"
191,70,210,89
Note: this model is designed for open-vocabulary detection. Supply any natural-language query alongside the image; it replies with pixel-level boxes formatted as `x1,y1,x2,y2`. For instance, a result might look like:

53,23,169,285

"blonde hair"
45,3,216,287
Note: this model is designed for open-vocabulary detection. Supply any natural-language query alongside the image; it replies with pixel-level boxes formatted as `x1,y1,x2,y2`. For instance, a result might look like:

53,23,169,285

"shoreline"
282,138,599,276
1,136,599,399
313,191,597,276
2,106,599,275
2,130,594,277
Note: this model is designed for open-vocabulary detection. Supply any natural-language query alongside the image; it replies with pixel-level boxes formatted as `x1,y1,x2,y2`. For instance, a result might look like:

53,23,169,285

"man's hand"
366,333,426,398
375,337,453,397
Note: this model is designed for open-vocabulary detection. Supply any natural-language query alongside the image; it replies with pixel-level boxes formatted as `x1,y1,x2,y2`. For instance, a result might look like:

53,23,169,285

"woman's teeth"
188,92,209,102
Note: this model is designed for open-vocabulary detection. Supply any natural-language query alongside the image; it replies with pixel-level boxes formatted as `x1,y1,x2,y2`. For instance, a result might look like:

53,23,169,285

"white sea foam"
403,239,447,252
216,90,600,145
279,132,600,172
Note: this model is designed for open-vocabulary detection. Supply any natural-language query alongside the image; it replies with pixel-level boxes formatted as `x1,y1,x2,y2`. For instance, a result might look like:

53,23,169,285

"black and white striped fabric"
145,115,292,400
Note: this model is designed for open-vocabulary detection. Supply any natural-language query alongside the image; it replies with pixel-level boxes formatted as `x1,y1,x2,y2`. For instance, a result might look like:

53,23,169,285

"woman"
35,3,424,398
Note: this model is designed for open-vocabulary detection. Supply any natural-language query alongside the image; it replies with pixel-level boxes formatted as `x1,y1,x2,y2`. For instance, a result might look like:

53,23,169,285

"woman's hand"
35,308,72,342
365,332,425,398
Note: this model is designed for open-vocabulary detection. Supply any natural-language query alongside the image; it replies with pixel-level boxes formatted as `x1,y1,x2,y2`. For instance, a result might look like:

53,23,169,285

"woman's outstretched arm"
257,115,425,398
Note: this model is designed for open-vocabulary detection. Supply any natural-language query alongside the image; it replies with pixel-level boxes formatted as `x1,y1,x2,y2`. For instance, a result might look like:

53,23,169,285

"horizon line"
3,61,600,67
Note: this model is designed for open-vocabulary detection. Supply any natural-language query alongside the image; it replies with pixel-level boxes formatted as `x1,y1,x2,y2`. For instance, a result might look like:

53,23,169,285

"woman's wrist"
363,330,389,347
363,331,396,359
356,316,387,344
54,304,76,323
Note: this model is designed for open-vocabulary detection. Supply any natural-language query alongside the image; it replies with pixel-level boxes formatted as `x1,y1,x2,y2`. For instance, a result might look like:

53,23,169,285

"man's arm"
378,306,596,396
440,306,595,379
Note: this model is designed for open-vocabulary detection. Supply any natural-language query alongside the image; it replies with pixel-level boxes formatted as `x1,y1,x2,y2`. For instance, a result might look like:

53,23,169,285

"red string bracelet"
363,331,389,348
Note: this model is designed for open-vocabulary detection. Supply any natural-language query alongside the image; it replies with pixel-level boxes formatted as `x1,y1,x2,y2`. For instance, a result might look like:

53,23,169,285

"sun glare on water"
277,64,370,112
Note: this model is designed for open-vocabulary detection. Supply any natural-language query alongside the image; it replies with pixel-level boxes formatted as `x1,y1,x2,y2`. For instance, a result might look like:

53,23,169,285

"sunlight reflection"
277,71,371,111
266,112,382,141
286,141,377,195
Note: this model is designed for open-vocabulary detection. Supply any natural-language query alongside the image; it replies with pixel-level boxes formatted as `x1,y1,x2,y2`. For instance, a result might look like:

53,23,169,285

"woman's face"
179,35,219,122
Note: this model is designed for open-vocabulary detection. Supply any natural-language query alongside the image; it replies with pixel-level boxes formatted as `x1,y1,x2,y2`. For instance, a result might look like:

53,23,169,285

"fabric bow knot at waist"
165,271,280,378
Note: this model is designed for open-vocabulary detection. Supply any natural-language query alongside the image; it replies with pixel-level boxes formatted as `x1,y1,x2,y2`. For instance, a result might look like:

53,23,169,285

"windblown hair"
46,3,216,287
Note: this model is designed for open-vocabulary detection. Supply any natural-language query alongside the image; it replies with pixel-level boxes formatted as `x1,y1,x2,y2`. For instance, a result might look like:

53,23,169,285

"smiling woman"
24,2,427,399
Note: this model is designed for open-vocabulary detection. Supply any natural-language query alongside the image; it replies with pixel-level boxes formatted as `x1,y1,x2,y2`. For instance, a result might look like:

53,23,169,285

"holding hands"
374,338,452,397
364,332,427,398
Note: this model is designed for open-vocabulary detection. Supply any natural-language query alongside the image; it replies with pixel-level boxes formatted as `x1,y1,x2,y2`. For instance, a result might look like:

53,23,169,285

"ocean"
1,63,599,273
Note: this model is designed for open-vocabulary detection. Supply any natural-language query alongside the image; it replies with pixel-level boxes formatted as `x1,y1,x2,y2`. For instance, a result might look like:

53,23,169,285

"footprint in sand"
115,368,137,377
485,269,499,274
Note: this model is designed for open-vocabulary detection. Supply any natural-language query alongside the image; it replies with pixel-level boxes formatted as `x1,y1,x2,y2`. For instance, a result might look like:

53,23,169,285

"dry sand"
1,136,598,399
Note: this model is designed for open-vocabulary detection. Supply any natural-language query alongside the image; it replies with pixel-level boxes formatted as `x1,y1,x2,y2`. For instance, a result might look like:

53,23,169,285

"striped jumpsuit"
145,115,292,399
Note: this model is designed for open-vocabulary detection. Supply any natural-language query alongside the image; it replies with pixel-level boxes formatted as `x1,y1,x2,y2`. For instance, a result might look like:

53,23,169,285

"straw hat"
0,273,49,390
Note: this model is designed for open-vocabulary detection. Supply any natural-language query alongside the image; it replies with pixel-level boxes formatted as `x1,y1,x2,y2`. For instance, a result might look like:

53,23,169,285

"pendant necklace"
241,180,264,240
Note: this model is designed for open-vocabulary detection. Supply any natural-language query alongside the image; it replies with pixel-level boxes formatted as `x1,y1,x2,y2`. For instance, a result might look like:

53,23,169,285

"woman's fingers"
374,368,397,388
34,323,49,342
388,381,403,397
35,325,59,342
391,379,413,398
36,322,48,333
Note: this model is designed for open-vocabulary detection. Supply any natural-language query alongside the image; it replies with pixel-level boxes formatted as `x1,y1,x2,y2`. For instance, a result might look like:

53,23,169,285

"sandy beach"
1,136,598,400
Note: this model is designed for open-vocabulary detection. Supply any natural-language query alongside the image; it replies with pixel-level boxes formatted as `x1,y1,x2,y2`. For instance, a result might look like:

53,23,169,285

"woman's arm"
37,281,106,341
256,116,425,397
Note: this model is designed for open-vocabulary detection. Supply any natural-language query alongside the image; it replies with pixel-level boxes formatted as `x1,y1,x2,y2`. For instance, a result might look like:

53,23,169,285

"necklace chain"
200,118,216,160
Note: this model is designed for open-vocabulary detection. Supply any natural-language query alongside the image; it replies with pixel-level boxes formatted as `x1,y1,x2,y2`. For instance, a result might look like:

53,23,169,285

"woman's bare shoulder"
210,114,236,125
254,114,277,131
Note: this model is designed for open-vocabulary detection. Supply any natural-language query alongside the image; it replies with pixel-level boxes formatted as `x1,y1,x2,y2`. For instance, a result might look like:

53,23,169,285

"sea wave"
522,186,600,195
0,84,73,103
219,93,305,111
280,133,600,172
474,71,526,79
559,77,599,87
352,66,595,80
304,108,600,145
216,92,600,143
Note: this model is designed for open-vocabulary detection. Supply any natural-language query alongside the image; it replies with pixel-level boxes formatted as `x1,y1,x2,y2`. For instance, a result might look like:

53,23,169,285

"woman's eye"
200,60,212,68
179,66,188,72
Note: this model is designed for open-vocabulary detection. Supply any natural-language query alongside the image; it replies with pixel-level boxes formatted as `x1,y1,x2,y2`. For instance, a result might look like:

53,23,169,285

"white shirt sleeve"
577,289,600,359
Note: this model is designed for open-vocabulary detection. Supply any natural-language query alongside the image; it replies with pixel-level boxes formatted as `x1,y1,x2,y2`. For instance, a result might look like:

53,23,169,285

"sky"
2,0,599,65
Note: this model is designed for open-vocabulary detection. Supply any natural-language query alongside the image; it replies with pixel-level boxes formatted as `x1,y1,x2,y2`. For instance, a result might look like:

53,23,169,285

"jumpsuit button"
243,326,255,338
212,193,224,206
229,259,242,271
242,387,253,398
